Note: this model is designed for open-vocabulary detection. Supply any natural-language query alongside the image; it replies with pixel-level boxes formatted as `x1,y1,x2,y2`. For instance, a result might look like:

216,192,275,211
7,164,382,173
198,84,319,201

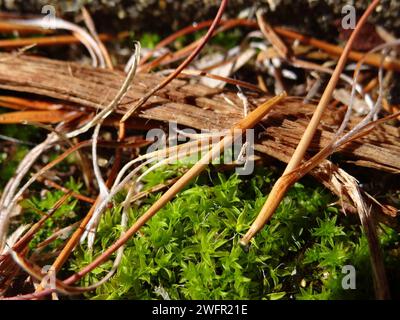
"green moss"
19,177,84,250
67,165,399,300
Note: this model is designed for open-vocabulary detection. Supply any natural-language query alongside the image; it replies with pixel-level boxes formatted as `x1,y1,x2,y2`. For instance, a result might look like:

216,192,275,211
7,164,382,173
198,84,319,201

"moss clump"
68,166,400,300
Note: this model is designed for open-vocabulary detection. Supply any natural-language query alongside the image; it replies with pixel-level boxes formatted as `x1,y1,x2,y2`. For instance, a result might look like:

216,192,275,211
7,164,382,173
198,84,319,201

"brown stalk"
138,52,171,73
274,26,400,72
139,17,252,68
120,0,228,122
11,191,73,253
364,77,379,93
140,40,199,71
140,18,258,70
140,20,217,65
0,21,53,34
0,96,60,111
37,178,95,204
128,178,180,204
81,6,113,70
0,33,113,49
175,70,262,92
139,19,246,71
240,0,380,246
35,222,81,251
0,110,80,124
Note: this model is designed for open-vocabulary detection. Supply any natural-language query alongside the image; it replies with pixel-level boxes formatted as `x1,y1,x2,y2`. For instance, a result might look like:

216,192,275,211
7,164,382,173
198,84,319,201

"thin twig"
8,17,105,67
240,0,380,246
120,0,228,122
81,6,113,70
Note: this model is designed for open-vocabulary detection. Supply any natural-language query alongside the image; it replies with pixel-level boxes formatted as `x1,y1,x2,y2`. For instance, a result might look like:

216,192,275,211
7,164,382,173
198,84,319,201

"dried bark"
0,53,398,173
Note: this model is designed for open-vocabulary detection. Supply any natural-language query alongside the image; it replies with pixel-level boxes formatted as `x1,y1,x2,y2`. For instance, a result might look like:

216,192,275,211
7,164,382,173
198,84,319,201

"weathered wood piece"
0,53,398,174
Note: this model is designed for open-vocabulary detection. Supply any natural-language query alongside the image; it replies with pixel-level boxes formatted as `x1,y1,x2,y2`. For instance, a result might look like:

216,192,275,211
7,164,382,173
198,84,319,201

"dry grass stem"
240,0,380,246
120,0,228,122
